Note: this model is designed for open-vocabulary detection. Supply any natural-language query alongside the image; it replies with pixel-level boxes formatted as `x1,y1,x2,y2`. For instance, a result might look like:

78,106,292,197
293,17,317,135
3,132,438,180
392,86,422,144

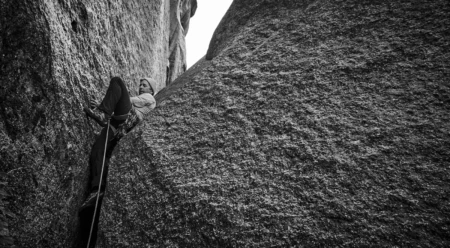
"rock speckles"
107,0,450,247
1,0,194,247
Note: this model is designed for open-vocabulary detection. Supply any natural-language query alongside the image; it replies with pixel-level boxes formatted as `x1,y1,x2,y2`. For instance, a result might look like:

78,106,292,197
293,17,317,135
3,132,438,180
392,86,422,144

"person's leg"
98,77,132,116
81,124,121,210
85,77,132,127
89,125,116,192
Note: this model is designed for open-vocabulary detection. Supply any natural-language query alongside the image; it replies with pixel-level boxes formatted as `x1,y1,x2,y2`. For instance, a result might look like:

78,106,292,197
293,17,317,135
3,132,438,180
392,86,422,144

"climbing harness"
86,119,110,248
112,112,130,121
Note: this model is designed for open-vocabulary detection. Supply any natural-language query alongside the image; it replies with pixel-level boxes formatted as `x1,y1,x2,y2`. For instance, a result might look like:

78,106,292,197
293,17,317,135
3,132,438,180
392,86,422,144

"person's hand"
89,97,100,109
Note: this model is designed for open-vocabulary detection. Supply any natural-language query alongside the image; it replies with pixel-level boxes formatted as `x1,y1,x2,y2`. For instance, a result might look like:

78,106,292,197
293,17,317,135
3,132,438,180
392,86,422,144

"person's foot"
79,191,104,212
84,107,109,127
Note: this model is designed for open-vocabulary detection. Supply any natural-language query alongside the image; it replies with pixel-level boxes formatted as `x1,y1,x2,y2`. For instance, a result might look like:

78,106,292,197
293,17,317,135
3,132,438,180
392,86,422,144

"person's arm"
130,93,156,122
89,97,100,109
131,93,155,108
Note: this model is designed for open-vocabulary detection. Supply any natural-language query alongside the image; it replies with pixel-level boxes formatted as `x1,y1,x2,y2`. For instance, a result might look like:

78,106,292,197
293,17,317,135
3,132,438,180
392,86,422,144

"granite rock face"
106,0,450,247
168,0,197,85
0,0,194,247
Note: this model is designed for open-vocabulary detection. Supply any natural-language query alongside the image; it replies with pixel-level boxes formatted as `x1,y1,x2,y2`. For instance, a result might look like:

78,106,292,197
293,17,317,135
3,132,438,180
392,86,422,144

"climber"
79,76,157,211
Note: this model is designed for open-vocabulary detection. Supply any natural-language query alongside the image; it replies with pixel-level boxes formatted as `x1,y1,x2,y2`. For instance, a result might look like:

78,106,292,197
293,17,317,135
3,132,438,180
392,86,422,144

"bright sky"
186,0,233,68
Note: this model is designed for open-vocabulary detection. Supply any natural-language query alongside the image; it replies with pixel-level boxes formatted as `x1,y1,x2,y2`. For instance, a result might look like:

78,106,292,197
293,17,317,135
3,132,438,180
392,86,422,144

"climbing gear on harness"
113,108,140,140
84,107,110,127
101,112,132,140
86,119,110,248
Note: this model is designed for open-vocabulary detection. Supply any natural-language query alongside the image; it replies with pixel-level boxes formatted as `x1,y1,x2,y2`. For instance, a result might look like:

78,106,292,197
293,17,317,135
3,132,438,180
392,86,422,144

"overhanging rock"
106,0,450,247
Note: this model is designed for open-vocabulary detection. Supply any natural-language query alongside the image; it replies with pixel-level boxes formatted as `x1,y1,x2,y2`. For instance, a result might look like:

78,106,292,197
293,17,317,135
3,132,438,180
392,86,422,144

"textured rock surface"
106,0,450,247
168,0,197,85
0,0,192,247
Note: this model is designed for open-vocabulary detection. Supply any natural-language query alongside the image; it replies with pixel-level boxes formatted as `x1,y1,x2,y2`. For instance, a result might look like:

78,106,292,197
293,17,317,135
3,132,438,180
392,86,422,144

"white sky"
186,0,233,68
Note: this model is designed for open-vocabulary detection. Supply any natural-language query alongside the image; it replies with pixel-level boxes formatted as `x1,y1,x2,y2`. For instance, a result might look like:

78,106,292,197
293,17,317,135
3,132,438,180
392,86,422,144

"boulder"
105,0,450,246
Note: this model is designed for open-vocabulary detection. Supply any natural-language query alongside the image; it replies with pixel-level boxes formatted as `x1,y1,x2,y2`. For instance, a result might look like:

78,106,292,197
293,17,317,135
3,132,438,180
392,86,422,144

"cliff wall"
0,0,194,247
106,0,450,246
2,0,450,247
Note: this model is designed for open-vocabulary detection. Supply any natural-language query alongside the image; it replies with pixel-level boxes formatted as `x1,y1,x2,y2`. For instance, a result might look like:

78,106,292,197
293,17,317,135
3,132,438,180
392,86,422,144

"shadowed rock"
105,0,450,246
0,0,193,247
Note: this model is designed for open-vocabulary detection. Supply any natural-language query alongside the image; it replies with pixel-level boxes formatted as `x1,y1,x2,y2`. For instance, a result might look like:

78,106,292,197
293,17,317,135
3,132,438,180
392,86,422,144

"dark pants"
89,77,131,191
98,77,132,127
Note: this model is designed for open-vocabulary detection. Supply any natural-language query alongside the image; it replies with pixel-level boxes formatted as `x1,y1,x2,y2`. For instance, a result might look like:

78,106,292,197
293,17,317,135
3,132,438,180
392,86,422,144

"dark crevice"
71,20,78,33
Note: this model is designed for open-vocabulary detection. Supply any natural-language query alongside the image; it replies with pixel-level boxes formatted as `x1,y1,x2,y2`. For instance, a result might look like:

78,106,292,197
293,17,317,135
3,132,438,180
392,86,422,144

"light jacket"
130,93,156,122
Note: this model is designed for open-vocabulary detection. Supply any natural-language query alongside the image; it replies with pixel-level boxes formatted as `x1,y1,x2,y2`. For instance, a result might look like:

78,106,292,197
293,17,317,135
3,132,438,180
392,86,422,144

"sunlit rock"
168,0,197,85
107,0,450,246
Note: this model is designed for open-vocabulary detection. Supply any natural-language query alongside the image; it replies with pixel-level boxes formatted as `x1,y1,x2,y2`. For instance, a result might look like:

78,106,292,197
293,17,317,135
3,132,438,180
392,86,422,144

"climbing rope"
87,119,110,248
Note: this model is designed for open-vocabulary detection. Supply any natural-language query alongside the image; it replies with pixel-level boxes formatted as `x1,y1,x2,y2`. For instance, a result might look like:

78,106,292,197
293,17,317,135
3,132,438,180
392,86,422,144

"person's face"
139,80,154,95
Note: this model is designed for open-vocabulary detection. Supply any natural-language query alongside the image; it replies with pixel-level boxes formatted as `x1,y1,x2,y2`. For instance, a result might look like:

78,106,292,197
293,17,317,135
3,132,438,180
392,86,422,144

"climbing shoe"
84,107,109,127
79,191,104,212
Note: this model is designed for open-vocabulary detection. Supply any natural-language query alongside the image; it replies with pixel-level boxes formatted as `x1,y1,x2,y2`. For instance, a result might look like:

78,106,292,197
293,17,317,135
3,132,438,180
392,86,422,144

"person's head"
139,78,157,95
